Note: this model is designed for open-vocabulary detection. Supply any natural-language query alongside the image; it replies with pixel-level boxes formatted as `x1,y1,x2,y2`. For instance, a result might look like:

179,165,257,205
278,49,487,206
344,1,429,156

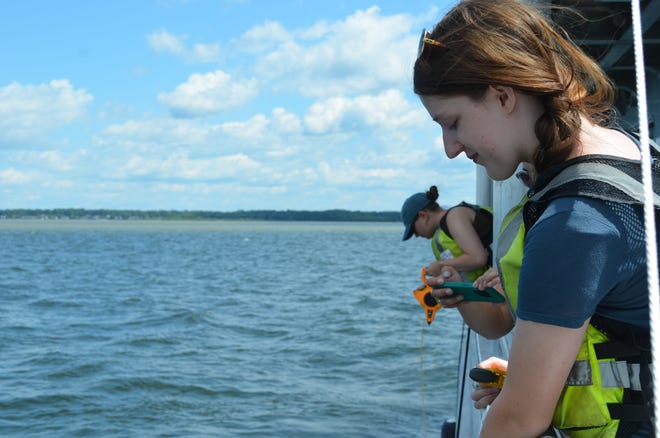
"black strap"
522,128,660,235
523,154,656,234
607,350,654,433
594,341,646,360
439,211,451,238
591,314,651,354
608,403,652,422
614,420,646,438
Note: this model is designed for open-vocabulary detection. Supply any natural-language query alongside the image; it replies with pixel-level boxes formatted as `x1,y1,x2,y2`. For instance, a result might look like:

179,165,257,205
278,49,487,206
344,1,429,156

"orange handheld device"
469,367,506,389
412,267,441,325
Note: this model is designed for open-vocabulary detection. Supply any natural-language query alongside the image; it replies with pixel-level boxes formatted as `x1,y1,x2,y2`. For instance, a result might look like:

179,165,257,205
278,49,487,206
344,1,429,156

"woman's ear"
489,85,517,114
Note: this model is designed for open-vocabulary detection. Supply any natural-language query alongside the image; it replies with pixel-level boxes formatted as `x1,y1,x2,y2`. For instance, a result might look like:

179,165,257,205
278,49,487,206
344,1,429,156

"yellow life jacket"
495,195,526,313
499,154,656,436
499,211,643,437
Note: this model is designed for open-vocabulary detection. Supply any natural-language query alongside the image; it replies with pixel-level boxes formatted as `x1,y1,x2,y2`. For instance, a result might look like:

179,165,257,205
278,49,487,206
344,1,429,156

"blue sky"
0,0,478,212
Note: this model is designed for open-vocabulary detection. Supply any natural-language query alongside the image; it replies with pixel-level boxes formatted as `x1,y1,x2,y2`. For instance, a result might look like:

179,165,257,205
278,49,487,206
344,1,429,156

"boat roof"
550,0,660,133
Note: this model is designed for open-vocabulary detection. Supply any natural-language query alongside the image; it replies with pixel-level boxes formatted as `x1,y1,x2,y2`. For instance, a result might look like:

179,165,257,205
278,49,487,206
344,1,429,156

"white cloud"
317,160,406,186
304,89,426,134
241,21,291,49
12,150,75,172
217,113,269,140
147,29,220,63
271,107,302,134
0,80,93,146
118,151,261,180
98,112,295,159
190,43,221,63
100,118,213,151
158,70,258,117
148,29,186,54
42,179,75,189
0,5,480,211
0,168,34,185
247,6,418,98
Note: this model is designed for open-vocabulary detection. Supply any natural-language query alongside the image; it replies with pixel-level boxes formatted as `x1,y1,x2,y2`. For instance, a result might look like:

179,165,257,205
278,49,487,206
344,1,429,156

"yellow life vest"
499,195,650,436
500,216,626,435
519,151,656,436
495,195,526,313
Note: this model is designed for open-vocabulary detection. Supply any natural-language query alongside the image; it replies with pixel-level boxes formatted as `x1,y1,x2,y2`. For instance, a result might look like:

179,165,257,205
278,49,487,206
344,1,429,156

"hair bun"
426,185,439,202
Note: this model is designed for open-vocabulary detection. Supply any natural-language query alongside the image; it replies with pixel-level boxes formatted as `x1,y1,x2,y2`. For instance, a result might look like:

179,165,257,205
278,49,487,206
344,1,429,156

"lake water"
0,220,467,437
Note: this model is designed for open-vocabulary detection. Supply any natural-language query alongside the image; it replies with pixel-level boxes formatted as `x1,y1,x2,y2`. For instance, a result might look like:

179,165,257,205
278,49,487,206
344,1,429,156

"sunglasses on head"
418,28,446,60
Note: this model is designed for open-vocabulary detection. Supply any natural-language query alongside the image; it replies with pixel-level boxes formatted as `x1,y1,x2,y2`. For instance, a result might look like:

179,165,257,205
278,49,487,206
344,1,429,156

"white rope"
419,321,429,438
630,0,660,425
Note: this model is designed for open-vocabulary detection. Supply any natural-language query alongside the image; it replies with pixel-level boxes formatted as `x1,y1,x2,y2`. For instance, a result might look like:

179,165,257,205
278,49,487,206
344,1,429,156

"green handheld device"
439,282,504,303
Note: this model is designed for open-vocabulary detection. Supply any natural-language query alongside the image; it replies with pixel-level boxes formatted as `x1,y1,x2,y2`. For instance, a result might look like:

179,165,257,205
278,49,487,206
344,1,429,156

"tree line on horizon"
0,208,401,222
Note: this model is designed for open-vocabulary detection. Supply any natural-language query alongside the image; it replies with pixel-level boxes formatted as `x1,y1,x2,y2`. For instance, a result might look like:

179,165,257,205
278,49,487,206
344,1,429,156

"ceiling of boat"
550,1,659,72
550,0,660,132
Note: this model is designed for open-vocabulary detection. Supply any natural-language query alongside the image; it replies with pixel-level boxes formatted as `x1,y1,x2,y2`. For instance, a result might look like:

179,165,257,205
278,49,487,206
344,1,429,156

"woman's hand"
473,267,502,292
471,356,508,409
426,265,465,308
472,386,502,409
426,267,514,338
424,260,444,277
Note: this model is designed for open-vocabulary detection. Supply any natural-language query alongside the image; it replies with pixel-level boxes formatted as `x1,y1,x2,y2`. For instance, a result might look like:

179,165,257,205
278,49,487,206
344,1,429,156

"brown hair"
424,185,441,212
414,0,616,173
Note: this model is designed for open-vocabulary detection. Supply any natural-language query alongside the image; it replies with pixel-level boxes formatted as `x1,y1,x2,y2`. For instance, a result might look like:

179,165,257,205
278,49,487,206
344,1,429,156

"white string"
630,0,660,426
419,320,428,438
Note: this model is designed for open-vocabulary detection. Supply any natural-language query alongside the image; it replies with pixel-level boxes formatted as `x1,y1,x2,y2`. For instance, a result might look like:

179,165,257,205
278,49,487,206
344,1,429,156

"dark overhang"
550,0,659,131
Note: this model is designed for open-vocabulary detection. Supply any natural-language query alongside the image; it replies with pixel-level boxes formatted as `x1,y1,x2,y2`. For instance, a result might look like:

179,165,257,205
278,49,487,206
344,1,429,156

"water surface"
0,220,465,437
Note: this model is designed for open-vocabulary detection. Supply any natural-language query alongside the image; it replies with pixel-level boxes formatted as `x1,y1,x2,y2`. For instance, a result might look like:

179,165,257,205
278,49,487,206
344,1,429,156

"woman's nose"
443,132,463,158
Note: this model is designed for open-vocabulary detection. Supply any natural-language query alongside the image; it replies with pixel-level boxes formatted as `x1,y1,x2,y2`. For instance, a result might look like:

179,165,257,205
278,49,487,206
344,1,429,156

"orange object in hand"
412,267,441,325
469,366,506,388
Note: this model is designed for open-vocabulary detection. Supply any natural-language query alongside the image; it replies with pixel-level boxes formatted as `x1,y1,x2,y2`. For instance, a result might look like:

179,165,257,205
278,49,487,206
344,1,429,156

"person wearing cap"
401,185,493,282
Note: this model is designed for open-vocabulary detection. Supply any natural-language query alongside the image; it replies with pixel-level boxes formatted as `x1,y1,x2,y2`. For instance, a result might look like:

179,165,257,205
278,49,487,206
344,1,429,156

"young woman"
401,185,492,281
414,0,653,436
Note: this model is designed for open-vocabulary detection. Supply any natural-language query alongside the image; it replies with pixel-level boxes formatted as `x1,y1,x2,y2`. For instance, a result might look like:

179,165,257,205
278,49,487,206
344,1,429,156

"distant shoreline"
0,208,400,222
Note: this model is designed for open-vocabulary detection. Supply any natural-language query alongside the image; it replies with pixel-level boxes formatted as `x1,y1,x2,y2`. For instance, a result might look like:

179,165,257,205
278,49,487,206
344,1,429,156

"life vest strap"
565,360,592,386
594,340,649,360
599,361,642,391
607,402,652,422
